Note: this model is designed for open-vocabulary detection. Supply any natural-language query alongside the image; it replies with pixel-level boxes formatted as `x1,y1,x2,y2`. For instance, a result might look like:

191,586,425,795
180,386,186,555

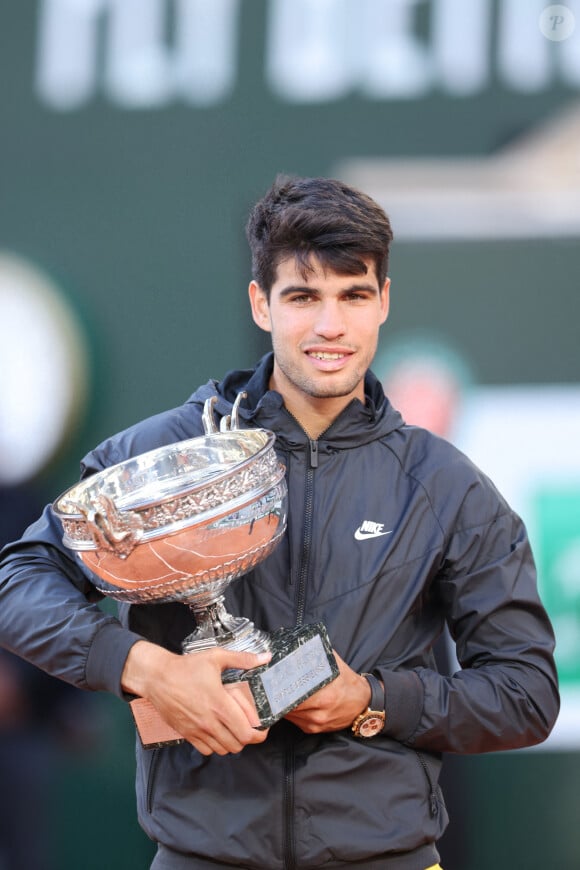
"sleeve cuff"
375,668,424,742
85,619,145,699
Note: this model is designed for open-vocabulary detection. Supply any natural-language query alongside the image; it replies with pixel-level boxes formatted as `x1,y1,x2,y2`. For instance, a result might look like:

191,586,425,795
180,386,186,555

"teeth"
310,352,344,360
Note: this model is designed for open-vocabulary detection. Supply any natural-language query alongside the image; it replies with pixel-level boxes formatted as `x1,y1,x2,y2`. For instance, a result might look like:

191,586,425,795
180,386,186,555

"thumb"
215,648,272,673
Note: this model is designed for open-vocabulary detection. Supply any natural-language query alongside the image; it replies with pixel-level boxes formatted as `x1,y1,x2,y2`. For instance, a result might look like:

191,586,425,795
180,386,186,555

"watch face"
358,714,384,738
352,710,385,737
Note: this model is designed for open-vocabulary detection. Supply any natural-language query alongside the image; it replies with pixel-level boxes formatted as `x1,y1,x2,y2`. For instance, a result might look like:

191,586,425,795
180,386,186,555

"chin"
308,381,360,400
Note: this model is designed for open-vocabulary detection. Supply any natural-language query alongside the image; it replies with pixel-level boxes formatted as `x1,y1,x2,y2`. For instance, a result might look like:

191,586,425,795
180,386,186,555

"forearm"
390,510,561,754
412,661,558,753
0,554,143,695
374,653,559,754
0,507,143,696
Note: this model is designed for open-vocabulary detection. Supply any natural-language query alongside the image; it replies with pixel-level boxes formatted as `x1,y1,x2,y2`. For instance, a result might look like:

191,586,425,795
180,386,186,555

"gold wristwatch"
351,672,385,738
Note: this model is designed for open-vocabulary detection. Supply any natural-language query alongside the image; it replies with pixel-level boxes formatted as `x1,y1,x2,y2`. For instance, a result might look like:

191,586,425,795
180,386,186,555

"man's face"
249,255,390,419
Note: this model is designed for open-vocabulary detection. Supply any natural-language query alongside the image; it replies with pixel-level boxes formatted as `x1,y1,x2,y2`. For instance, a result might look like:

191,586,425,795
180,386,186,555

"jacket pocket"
146,748,161,814
413,749,443,818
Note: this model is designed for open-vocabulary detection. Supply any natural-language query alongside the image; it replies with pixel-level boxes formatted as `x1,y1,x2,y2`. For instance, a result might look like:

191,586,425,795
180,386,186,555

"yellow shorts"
425,865,443,870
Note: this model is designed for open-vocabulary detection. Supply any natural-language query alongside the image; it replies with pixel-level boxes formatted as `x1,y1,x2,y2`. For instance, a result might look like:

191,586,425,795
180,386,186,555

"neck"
275,389,357,440
267,360,366,439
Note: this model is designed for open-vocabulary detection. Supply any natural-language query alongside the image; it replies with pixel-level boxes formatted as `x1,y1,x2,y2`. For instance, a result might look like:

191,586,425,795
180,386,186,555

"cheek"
270,313,304,341
357,317,380,340
360,327,381,360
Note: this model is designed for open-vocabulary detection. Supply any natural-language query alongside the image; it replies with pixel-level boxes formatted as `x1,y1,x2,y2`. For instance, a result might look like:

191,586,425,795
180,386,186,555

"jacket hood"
186,353,405,451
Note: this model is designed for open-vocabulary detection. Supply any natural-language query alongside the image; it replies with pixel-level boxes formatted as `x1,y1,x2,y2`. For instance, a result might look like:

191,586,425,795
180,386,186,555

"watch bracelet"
361,672,385,712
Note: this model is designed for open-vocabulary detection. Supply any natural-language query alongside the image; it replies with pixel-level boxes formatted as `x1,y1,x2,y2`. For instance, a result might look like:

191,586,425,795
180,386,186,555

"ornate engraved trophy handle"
74,494,144,558
202,392,247,434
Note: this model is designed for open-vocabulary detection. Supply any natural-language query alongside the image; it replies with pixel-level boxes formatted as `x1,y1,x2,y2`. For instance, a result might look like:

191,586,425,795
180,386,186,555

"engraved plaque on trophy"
53,393,338,748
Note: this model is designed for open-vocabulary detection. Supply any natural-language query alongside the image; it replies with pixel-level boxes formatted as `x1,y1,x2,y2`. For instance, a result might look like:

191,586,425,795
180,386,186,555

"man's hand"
121,640,271,756
284,651,372,733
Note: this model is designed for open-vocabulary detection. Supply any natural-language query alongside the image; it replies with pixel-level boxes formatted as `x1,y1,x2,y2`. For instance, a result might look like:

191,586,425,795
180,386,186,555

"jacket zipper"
414,750,440,817
283,735,296,869
284,433,319,870
295,439,317,626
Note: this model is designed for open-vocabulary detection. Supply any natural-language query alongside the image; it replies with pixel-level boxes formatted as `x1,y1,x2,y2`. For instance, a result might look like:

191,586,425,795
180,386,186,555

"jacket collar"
188,353,405,449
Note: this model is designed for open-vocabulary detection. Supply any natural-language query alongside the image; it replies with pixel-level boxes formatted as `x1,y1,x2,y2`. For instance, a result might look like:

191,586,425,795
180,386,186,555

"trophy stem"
182,598,271,656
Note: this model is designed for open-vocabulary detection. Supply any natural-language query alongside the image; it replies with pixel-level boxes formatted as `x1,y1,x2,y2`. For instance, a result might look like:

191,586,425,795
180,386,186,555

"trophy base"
130,622,338,749
130,697,185,748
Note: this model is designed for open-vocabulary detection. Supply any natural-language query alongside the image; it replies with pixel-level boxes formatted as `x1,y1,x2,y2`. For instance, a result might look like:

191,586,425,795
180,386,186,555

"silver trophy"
53,394,337,747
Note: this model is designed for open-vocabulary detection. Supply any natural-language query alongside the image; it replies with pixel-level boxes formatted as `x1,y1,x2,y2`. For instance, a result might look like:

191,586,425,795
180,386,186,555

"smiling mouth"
307,351,349,360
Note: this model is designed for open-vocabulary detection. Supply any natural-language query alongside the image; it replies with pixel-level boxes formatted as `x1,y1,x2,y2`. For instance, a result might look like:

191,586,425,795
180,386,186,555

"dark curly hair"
246,175,394,296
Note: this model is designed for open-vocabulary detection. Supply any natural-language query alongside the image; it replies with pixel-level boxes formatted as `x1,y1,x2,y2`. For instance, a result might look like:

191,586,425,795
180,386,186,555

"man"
0,176,559,869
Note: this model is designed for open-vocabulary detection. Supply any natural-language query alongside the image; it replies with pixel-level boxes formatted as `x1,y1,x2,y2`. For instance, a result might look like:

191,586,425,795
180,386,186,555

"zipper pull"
309,439,319,468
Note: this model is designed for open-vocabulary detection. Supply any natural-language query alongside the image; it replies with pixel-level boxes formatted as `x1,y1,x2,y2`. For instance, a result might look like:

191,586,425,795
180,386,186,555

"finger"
191,732,245,757
205,708,269,753
190,737,215,756
214,648,272,674
184,715,250,756
224,681,261,727
204,688,267,749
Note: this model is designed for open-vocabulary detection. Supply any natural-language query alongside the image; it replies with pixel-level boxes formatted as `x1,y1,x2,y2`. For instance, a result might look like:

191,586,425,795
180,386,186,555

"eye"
344,290,371,303
288,292,315,305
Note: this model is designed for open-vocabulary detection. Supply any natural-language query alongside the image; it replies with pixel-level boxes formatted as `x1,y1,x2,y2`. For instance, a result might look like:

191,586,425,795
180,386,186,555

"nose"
314,300,346,339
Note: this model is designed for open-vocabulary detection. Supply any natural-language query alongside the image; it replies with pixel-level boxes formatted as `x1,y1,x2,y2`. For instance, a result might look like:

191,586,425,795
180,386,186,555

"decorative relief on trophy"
53,393,338,747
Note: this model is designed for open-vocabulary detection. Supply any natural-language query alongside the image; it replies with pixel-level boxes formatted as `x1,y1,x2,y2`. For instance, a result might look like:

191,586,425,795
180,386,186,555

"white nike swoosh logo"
354,528,393,541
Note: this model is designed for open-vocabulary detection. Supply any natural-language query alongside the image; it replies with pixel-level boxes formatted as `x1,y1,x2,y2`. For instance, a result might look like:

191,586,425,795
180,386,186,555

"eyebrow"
277,282,380,299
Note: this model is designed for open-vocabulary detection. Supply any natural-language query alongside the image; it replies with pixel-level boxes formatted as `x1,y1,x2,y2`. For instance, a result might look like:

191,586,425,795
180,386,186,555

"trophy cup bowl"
53,395,338,746
53,398,287,655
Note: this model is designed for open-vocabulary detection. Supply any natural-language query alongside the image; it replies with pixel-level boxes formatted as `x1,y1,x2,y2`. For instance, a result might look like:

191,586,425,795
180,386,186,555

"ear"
379,278,391,325
248,281,272,333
